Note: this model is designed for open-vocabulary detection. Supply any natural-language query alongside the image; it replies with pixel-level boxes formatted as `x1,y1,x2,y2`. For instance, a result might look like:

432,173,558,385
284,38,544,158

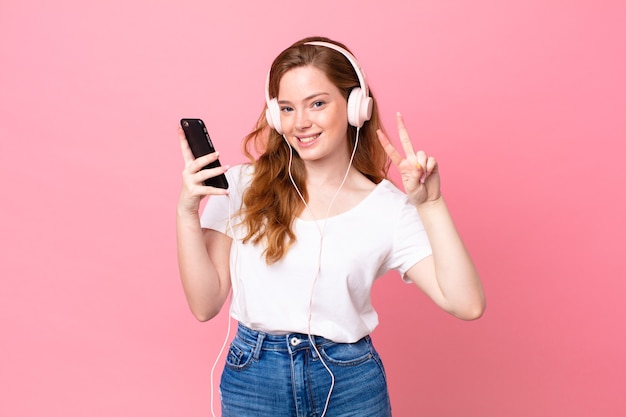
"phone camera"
182,121,189,127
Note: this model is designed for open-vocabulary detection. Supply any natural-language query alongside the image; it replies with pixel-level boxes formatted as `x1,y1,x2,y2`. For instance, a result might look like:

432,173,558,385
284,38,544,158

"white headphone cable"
285,127,361,417
209,192,238,417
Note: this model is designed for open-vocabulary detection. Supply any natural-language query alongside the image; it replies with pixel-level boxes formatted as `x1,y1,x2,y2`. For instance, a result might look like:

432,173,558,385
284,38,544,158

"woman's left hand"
377,112,441,206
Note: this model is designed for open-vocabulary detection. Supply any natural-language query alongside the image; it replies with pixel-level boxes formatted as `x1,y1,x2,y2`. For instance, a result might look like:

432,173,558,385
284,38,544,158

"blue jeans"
220,323,392,417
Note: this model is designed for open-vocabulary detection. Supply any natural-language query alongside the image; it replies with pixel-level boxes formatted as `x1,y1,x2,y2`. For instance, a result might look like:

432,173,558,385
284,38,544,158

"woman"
176,36,485,417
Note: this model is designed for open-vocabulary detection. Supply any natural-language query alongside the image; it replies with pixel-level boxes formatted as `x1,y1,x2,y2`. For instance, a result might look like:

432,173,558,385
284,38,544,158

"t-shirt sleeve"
389,197,433,279
199,164,250,237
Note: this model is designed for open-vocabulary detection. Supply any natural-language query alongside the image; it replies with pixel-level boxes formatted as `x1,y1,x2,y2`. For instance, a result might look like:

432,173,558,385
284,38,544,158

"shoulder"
226,163,254,181
212,163,254,208
225,163,254,190
368,179,421,221
374,179,410,203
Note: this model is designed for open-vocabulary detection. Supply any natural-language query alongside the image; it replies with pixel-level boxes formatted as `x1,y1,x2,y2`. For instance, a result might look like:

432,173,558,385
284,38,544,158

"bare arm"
176,127,232,321
405,198,485,320
377,113,485,320
177,213,231,321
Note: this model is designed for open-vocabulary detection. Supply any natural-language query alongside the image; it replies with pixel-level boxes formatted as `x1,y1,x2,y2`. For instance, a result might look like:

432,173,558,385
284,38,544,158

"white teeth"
298,134,319,143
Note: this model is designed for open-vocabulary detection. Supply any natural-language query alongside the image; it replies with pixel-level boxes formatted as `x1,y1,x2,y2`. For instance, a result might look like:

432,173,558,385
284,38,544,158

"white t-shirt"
200,164,432,343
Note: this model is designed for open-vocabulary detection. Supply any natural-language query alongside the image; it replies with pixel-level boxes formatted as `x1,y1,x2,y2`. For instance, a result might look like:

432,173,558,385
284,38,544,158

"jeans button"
290,337,300,346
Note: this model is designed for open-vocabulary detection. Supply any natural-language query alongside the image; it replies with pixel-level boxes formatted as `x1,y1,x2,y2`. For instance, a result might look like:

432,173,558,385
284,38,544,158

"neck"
304,134,360,188
303,157,355,188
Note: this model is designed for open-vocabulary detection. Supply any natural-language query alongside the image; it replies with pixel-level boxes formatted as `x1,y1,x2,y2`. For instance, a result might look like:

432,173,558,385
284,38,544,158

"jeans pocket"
318,338,373,366
225,338,255,371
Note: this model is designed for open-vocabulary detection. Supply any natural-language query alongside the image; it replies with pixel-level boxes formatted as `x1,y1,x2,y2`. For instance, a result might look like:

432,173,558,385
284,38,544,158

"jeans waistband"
235,322,367,354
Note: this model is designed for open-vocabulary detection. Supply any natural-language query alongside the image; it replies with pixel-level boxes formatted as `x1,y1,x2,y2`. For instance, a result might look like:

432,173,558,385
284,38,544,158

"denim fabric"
220,323,392,417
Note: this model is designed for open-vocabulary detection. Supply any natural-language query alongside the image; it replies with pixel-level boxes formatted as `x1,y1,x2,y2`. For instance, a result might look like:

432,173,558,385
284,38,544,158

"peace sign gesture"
376,113,441,206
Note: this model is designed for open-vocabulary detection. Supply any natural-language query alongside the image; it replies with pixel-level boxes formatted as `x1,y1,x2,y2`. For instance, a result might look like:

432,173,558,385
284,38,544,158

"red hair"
240,36,390,264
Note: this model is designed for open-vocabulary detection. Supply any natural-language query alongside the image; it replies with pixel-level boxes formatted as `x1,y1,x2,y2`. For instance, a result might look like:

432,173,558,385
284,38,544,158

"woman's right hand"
177,126,229,216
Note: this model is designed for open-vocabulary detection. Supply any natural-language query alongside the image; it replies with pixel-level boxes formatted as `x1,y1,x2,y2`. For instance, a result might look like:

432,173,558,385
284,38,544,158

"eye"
312,101,325,108
280,106,294,113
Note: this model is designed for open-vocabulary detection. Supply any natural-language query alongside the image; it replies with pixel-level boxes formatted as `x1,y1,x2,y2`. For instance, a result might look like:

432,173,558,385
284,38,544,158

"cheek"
321,107,348,131
279,112,292,131
330,112,349,134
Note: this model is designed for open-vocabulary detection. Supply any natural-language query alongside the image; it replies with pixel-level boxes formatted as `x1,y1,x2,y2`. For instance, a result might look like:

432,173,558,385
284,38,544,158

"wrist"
177,190,202,216
415,195,445,214
177,201,200,218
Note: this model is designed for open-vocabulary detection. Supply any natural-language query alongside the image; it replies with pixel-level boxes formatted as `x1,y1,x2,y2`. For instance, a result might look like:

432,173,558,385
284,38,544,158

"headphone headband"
302,41,369,98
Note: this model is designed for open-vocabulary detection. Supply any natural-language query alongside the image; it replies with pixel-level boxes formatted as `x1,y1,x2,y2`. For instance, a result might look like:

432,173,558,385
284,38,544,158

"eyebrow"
277,92,330,105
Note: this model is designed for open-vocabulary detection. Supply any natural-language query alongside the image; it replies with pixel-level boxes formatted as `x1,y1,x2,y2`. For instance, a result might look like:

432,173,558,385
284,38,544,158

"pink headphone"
264,41,373,135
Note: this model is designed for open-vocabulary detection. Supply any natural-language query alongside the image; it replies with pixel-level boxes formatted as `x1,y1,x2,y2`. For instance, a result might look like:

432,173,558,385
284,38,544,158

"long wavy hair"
240,36,390,264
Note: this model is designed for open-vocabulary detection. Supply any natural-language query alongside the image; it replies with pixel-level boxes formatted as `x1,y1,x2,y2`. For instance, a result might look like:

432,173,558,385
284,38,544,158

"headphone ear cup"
347,88,373,128
265,98,283,134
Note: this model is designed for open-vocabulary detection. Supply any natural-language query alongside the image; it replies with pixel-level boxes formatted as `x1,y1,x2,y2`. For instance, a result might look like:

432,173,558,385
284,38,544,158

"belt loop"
310,335,319,359
252,331,266,360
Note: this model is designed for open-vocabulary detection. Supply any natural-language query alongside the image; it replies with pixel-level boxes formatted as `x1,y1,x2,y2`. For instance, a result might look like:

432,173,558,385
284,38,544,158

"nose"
295,109,312,130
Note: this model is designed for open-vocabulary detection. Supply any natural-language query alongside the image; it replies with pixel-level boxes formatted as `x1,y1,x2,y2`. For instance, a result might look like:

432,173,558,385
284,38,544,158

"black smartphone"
180,118,229,189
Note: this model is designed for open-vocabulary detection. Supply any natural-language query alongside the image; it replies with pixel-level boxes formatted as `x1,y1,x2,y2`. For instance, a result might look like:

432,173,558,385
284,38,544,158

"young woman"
176,36,485,417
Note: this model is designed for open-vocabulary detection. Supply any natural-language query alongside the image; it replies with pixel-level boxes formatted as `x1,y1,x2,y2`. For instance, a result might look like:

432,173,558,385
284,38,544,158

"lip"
296,133,321,146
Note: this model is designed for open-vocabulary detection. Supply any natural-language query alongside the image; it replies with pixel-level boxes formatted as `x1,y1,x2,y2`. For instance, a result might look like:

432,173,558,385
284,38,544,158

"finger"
178,126,196,164
419,155,437,183
376,129,405,167
425,155,437,175
414,162,424,177
415,150,428,183
183,165,229,196
415,150,428,169
396,112,416,158
187,152,221,174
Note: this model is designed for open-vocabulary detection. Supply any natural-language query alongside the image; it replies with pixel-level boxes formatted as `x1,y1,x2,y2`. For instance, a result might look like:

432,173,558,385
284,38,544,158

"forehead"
277,65,341,100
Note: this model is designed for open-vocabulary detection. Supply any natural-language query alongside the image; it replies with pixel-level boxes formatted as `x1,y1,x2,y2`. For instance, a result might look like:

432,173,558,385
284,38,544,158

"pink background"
1,0,625,416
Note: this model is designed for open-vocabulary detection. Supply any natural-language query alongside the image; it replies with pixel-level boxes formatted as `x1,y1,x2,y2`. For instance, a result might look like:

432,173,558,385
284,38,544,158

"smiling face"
277,65,350,165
